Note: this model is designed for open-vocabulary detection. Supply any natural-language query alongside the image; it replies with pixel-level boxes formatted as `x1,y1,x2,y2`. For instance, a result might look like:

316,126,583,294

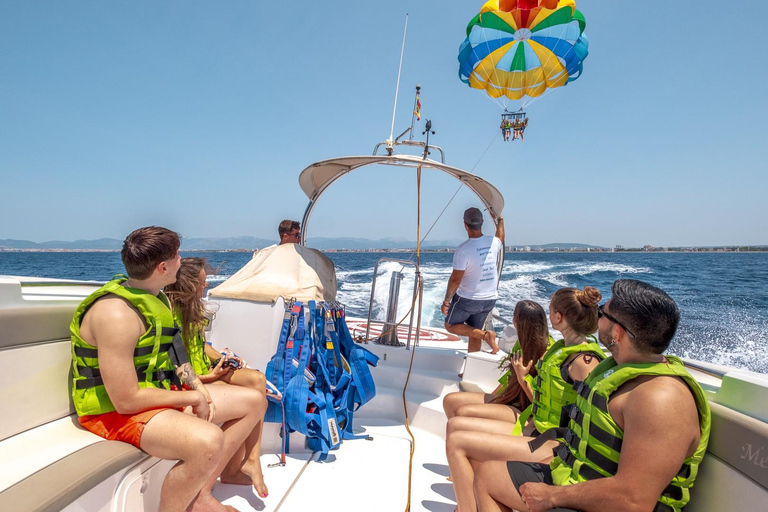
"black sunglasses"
598,304,636,339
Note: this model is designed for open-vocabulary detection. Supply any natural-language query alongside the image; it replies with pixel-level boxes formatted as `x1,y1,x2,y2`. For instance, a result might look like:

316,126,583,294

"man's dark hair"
121,226,181,280
278,219,300,238
609,279,680,354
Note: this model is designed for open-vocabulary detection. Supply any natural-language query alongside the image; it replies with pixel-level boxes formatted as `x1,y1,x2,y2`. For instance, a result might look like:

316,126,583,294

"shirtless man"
473,279,710,512
71,226,264,512
441,207,504,354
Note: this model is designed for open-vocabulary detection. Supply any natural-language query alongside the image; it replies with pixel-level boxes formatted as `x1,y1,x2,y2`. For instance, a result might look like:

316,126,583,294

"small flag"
414,94,421,121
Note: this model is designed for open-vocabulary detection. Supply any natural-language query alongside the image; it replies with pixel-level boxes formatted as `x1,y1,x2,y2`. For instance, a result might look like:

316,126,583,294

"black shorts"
445,295,495,329
507,462,579,512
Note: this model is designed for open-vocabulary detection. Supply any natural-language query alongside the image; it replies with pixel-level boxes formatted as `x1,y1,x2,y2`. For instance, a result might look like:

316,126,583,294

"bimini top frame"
297,154,505,245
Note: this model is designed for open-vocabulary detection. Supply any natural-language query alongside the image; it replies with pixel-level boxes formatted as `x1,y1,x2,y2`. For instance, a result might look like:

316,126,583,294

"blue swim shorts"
445,295,495,329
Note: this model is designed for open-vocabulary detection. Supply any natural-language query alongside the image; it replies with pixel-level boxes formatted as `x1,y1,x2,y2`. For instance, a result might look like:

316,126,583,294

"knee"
446,416,459,435
188,423,224,465
252,370,267,392
445,429,468,457
443,392,457,415
454,404,472,418
243,387,267,415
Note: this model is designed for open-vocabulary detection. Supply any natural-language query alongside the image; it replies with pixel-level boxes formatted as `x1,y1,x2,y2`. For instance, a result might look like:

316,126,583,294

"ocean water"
2,250,766,374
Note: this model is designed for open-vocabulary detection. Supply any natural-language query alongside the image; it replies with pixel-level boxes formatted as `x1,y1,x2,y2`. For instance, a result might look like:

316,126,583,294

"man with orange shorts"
71,226,263,512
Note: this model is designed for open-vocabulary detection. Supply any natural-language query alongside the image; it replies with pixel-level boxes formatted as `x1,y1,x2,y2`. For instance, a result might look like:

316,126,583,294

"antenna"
387,14,409,152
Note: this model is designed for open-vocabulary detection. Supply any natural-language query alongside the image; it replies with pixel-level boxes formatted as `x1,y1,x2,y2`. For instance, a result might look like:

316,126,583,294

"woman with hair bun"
446,286,605,512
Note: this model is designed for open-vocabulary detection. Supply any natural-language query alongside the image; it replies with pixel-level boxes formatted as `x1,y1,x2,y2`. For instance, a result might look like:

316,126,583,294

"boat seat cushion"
0,439,147,512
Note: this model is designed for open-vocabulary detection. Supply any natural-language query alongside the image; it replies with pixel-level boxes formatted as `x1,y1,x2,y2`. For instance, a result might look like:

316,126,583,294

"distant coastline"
2,236,767,253
2,246,767,254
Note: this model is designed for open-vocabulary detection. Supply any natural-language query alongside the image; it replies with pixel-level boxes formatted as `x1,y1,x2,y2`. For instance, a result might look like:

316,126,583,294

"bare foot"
484,330,499,354
241,462,269,498
220,471,252,486
188,492,240,512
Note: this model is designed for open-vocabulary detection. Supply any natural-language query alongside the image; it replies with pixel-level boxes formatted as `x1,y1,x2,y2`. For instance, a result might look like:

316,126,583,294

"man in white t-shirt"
441,207,504,353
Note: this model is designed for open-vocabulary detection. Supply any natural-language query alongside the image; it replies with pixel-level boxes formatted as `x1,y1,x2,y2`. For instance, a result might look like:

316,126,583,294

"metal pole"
382,271,403,345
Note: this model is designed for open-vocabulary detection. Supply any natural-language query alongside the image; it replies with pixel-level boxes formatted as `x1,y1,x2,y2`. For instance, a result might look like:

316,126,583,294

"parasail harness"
264,299,379,462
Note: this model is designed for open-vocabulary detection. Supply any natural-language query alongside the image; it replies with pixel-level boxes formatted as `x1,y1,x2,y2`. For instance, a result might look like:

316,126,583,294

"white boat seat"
0,439,147,512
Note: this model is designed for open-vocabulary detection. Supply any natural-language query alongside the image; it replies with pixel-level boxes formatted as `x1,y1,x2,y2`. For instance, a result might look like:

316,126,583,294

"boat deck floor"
214,421,456,512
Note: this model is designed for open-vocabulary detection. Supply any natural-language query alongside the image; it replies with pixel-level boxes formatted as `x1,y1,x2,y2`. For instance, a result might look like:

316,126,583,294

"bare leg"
474,460,524,511
218,368,269,497
443,391,489,419
445,323,498,354
454,403,520,424
186,383,262,511
140,410,227,512
445,417,556,512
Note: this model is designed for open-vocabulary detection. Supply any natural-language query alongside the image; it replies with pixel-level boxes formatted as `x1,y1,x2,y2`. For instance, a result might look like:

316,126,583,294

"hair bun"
576,286,602,307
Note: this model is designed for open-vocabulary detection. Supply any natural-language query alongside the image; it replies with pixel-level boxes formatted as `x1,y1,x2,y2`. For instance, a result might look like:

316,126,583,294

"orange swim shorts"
78,408,175,448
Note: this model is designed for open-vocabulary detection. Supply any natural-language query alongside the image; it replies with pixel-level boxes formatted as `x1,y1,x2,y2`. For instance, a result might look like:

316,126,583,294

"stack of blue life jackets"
264,300,379,461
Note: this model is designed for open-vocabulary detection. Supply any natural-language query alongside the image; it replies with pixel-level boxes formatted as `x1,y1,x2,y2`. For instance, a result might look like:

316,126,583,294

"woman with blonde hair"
166,257,270,498
446,286,605,512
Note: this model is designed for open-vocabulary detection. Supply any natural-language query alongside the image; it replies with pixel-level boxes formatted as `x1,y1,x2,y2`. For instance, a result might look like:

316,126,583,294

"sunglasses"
598,304,636,339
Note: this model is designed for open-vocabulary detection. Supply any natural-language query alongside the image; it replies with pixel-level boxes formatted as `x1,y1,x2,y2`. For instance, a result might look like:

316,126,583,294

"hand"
441,299,451,316
519,482,555,512
208,356,233,379
190,391,212,421
512,351,534,380
230,355,246,369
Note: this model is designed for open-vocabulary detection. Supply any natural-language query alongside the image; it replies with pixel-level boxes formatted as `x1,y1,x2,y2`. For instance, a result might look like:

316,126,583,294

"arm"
519,377,700,512
494,215,505,245
92,298,209,417
441,269,465,315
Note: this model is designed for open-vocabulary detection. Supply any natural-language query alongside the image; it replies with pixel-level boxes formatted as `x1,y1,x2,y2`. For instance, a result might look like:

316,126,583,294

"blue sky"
2,1,767,248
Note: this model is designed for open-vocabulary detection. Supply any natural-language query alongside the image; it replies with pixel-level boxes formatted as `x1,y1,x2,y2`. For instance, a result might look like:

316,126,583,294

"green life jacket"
550,355,711,512
529,337,605,433
71,277,183,416
173,310,211,377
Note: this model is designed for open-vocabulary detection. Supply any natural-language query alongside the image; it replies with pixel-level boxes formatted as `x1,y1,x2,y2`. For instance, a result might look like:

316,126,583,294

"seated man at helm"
278,219,301,245
473,279,711,512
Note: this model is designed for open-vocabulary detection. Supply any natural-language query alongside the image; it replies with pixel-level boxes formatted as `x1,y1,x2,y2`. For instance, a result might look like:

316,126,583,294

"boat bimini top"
297,154,505,245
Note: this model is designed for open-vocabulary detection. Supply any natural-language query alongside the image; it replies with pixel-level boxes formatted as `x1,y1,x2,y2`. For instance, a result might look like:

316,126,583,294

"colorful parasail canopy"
458,0,588,108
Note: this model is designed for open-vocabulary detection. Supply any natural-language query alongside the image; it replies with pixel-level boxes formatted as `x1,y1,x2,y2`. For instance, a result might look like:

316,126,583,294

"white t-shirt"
453,236,503,300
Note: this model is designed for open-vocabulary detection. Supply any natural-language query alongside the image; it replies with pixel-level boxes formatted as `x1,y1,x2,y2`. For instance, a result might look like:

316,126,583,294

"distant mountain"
0,236,461,251
1,236,618,251
0,238,123,250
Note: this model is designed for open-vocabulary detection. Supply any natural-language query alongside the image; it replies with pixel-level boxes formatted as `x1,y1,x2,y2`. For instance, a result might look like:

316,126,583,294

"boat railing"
365,258,422,350
683,360,727,379
372,138,445,163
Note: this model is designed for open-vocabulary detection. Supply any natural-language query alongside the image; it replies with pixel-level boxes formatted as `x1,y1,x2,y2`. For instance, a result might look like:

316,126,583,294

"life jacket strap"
528,427,567,452
75,364,179,390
